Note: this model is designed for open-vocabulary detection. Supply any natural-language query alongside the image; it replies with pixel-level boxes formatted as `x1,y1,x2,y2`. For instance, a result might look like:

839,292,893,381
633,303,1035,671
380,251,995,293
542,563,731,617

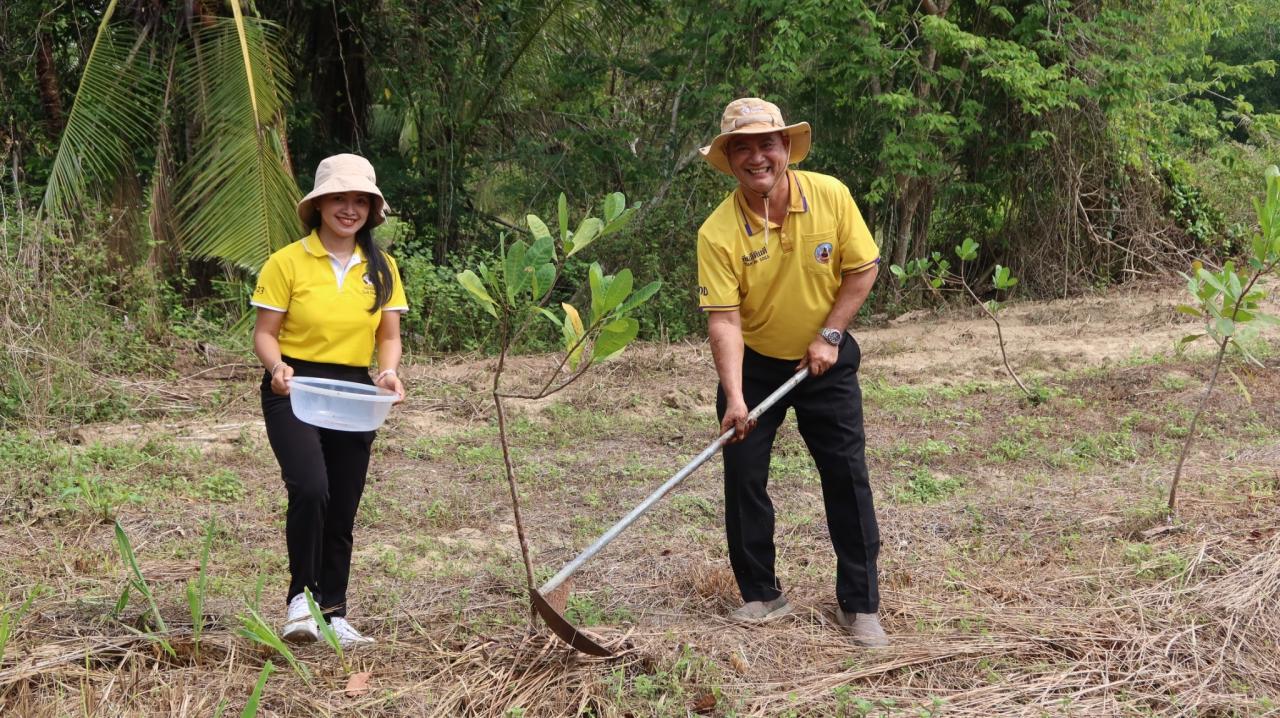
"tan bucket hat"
296,153,391,228
699,97,811,175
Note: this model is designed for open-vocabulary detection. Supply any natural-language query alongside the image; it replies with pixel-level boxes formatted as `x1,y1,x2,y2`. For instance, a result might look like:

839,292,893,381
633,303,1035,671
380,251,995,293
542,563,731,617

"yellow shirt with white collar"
251,230,409,367
697,170,879,360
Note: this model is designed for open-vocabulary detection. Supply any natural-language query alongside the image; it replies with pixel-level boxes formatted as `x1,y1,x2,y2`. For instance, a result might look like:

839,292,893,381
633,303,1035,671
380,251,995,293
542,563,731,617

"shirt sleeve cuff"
841,257,880,274
250,301,287,312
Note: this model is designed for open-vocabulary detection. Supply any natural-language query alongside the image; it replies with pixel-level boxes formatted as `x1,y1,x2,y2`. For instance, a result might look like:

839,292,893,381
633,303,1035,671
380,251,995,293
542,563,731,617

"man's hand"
798,336,839,376
720,396,756,444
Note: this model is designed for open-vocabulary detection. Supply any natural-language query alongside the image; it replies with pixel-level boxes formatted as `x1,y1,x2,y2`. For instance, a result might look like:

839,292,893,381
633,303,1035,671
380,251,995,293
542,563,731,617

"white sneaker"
329,617,375,648
281,593,319,643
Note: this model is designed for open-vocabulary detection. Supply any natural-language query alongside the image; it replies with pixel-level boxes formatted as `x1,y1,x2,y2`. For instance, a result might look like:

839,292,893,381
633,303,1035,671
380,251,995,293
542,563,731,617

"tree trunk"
36,32,64,134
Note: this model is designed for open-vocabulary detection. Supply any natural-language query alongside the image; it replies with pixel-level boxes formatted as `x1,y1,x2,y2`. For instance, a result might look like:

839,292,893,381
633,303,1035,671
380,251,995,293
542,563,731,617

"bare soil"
2,283,1279,716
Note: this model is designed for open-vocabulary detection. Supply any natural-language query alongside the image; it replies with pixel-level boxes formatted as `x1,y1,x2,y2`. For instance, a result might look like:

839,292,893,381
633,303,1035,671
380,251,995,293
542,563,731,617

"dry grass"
2,291,1279,716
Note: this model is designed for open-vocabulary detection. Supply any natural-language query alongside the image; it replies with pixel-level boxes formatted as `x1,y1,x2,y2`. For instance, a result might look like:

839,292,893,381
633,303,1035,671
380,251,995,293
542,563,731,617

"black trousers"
261,357,375,618
716,334,881,614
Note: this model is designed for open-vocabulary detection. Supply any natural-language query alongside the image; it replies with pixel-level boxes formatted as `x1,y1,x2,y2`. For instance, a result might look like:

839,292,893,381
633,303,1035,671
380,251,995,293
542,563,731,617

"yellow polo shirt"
697,170,879,360
252,231,409,367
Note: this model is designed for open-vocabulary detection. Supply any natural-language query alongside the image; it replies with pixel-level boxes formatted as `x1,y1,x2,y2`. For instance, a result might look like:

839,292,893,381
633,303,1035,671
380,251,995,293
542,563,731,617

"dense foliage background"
1,0,1277,422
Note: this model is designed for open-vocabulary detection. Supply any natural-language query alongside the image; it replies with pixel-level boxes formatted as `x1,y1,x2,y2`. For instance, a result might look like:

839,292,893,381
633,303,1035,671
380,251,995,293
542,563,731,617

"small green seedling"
0,584,43,664
113,521,175,657
456,192,661,608
892,238,1040,402
236,606,310,683
304,587,346,670
241,659,275,718
186,516,216,652
1168,166,1280,514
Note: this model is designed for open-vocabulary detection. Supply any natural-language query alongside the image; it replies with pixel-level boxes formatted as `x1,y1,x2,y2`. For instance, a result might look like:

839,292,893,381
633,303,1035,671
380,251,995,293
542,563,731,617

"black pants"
261,357,375,618
717,334,881,614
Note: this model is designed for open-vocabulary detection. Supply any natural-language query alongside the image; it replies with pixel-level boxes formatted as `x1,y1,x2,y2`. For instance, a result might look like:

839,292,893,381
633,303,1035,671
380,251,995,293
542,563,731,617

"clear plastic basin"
288,377,396,432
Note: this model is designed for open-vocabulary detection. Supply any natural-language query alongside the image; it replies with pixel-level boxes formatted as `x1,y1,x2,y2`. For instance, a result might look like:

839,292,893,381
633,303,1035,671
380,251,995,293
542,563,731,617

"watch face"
822,328,841,345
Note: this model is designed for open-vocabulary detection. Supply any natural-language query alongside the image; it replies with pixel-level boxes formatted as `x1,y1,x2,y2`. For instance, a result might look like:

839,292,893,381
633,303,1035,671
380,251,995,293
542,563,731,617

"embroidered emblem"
814,242,833,264
741,246,770,266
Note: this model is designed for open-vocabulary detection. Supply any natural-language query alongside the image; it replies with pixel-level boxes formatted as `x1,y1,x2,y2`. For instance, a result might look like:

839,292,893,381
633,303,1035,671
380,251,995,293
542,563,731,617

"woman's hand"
271,363,293,396
376,370,405,404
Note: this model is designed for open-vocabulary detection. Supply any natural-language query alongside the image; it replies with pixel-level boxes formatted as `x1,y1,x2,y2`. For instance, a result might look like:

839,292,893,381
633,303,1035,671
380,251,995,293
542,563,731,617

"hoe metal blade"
531,369,809,655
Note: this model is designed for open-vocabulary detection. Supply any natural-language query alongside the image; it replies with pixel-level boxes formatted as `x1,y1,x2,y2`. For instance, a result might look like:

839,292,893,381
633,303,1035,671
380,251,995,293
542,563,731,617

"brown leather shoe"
728,596,791,623
835,607,889,647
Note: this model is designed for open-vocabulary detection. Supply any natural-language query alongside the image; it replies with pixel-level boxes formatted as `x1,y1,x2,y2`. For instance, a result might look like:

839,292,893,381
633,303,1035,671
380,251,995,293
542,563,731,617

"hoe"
530,369,809,656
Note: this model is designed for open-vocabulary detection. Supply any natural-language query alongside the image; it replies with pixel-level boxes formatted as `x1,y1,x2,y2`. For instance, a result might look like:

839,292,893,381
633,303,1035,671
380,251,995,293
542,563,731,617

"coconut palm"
40,0,299,272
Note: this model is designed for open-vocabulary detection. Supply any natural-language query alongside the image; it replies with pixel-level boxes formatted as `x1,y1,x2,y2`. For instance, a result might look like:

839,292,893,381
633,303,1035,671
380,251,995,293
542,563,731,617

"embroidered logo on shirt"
814,242,833,264
741,246,770,266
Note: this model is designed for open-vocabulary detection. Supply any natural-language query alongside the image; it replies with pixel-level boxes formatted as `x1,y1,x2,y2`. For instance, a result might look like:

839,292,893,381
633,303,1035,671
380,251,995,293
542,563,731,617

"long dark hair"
355,226,394,314
309,211,394,314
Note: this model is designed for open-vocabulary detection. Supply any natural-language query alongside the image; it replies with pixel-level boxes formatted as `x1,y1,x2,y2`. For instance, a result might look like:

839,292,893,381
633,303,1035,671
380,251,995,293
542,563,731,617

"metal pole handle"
538,368,809,594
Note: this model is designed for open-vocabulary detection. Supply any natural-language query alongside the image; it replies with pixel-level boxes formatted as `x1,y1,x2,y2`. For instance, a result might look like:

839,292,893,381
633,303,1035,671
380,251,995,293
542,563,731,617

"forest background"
1,0,1278,425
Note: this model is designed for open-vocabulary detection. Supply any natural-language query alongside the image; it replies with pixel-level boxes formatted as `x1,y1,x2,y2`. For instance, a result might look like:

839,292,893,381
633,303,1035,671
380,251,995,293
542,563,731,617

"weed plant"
304,587,347,671
113,521,175,657
186,517,216,652
0,585,42,663
236,605,310,683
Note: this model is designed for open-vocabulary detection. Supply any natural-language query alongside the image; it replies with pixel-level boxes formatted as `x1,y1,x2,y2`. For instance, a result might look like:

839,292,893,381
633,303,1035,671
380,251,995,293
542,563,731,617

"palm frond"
176,17,300,271
40,1,164,218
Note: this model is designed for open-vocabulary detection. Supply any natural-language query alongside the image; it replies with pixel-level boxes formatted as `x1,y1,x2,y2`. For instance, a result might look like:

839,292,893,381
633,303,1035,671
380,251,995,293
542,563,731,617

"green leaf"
617,280,662,315
588,263,607,320
993,265,1018,290
558,193,569,244
592,318,640,362
955,238,980,262
525,235,555,299
526,234,555,266
1216,317,1235,337
456,270,498,317
889,264,906,281
1177,333,1205,349
241,660,275,718
603,192,625,224
1175,304,1203,318
530,263,556,300
504,240,529,302
602,206,637,236
599,269,633,318
527,214,552,243
566,217,604,257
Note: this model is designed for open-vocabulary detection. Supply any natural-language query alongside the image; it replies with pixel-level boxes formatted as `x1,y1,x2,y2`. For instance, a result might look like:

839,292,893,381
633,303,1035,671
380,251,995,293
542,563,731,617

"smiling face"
316,192,372,240
726,131,791,196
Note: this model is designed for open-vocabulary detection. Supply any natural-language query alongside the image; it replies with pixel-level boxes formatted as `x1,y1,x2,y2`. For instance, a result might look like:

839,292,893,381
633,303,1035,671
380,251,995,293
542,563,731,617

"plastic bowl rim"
289,376,397,403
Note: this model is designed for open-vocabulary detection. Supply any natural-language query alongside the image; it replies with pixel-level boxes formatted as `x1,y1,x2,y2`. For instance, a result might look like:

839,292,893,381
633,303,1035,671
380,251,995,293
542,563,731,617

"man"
696,97,887,647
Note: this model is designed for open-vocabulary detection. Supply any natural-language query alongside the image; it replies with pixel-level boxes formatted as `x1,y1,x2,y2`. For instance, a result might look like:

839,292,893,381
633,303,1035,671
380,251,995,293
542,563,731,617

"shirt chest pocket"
802,231,839,278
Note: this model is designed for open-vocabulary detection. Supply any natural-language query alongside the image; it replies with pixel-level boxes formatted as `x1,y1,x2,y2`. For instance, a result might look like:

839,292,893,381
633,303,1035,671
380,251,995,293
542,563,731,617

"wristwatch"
819,327,843,346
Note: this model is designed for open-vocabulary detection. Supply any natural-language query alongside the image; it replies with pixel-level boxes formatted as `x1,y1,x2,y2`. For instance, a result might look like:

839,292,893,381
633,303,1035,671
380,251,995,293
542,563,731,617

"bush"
0,214,174,426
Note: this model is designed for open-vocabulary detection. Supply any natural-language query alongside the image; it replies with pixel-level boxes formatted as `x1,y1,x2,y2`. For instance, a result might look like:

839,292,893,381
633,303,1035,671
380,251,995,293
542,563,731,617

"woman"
251,153,408,647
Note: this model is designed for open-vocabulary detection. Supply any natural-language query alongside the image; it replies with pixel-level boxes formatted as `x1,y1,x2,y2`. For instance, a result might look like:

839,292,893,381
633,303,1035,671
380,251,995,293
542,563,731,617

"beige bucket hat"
699,97,811,175
296,153,391,228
